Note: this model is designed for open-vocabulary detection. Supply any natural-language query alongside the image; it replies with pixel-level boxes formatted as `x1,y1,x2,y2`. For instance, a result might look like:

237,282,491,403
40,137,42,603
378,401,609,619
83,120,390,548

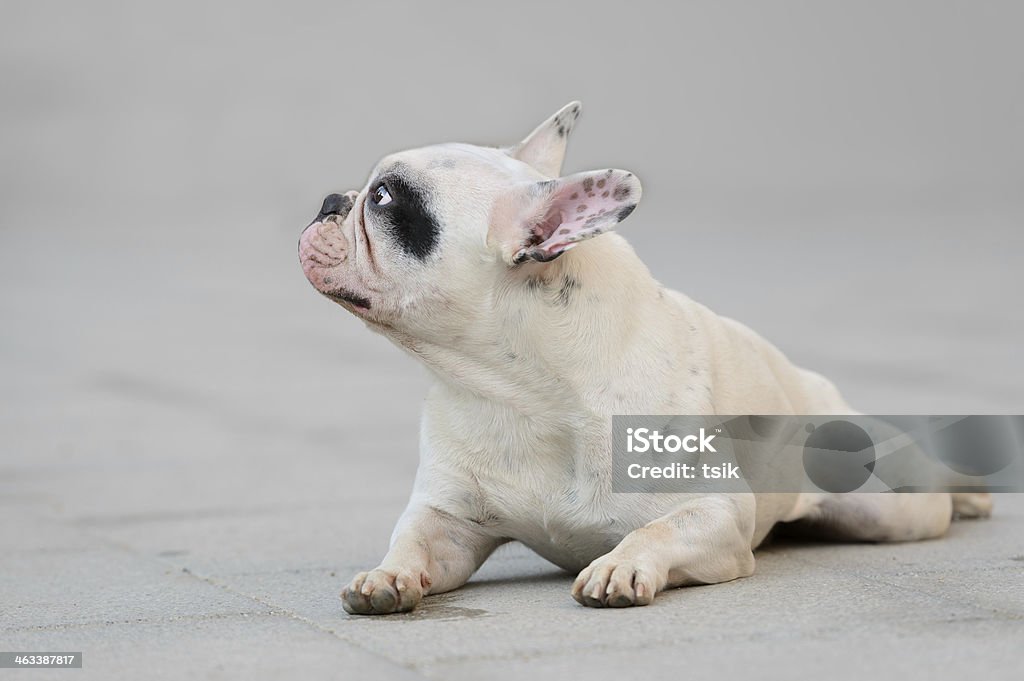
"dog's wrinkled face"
298,102,641,334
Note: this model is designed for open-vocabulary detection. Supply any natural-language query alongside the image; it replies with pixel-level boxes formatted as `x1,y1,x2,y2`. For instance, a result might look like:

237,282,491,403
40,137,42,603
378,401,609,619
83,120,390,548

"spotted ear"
507,101,582,178
489,168,642,265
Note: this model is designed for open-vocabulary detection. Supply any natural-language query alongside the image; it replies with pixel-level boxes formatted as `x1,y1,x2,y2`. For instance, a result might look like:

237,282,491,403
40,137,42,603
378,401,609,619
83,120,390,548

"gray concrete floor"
2,2,1023,679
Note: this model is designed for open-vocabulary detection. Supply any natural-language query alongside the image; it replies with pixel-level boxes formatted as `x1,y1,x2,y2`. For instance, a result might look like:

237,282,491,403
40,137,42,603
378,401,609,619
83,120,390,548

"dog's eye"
371,184,393,206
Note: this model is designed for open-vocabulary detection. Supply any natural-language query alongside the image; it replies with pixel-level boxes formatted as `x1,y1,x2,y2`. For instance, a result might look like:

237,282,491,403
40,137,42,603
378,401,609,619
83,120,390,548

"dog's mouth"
326,288,372,311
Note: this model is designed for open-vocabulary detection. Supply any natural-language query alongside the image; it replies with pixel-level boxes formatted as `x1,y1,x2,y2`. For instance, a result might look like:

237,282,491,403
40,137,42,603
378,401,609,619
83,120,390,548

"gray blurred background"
1,2,1023,677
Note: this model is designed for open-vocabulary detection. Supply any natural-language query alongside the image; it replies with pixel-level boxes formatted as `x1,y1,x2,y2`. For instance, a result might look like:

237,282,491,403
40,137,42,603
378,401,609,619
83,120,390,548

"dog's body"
299,103,991,614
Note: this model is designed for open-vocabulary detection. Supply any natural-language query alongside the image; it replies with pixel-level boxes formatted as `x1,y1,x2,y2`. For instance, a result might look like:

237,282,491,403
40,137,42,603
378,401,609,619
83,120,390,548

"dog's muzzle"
299,190,371,311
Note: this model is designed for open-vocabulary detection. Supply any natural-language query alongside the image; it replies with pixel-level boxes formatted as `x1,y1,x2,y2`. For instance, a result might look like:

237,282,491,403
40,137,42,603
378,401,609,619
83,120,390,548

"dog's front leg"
341,505,502,615
572,495,757,608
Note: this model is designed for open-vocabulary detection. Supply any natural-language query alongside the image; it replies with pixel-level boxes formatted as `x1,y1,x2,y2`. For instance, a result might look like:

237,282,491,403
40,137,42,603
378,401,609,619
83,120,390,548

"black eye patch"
367,171,440,261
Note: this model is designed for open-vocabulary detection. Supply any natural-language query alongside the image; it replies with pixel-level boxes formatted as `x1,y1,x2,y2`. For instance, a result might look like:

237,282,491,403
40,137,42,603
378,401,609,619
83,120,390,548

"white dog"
298,102,992,614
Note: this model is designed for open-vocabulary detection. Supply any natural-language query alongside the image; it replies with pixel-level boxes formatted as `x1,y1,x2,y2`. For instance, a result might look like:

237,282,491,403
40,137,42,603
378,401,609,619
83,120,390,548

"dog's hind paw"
951,492,993,519
341,567,428,615
571,556,660,608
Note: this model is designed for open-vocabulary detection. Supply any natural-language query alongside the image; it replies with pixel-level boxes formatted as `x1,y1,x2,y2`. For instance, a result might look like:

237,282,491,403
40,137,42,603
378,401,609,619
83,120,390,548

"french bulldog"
298,102,992,614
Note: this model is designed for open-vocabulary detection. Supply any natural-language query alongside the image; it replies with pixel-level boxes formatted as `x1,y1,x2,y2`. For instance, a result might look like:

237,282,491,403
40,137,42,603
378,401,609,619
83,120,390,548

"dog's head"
298,102,641,334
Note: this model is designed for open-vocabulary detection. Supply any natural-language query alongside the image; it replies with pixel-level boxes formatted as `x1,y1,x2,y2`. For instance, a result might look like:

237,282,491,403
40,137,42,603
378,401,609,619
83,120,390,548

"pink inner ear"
532,208,565,245
531,170,637,258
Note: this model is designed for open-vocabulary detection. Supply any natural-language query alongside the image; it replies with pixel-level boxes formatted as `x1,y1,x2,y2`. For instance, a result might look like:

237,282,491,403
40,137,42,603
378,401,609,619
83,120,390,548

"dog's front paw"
341,567,430,615
572,555,661,608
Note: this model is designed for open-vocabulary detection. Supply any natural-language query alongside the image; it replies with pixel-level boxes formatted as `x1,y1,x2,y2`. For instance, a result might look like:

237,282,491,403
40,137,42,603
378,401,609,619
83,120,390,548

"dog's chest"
423,392,668,569
450,440,645,570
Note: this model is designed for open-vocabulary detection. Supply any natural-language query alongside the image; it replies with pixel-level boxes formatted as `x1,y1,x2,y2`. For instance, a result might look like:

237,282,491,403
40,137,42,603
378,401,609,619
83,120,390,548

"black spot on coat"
556,275,579,306
368,169,440,260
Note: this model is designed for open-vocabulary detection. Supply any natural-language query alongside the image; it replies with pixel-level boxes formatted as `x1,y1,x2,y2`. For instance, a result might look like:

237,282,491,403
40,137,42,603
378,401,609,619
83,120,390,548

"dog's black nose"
319,193,350,217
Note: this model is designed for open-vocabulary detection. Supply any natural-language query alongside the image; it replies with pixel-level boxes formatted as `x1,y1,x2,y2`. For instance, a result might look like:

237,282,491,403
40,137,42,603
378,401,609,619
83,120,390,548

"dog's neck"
381,235,669,417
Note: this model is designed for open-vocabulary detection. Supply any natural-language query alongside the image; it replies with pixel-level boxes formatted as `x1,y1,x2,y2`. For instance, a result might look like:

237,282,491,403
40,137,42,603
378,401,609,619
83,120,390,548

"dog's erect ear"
507,101,582,178
489,168,642,264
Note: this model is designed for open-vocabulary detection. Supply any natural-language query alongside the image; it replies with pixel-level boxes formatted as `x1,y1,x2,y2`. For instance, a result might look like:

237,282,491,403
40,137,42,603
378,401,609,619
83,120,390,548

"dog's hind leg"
571,494,757,608
785,492,953,542
951,492,993,519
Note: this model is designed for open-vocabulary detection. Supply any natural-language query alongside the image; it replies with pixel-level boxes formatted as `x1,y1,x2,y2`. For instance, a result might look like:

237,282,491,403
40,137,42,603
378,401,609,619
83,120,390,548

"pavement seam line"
176,565,432,680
